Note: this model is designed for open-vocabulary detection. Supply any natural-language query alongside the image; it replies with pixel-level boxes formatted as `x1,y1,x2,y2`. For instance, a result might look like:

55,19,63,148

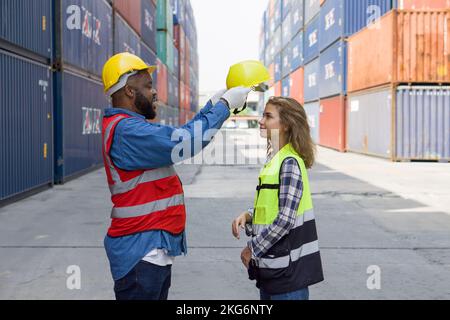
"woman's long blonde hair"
267,97,316,169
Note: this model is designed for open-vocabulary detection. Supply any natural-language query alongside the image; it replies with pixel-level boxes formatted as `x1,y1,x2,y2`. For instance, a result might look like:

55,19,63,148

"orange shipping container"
348,10,450,93
397,0,450,10
290,67,304,105
114,0,141,35
319,95,346,152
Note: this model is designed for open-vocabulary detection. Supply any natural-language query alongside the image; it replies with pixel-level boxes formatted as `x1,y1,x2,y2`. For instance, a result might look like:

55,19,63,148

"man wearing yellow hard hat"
101,52,270,300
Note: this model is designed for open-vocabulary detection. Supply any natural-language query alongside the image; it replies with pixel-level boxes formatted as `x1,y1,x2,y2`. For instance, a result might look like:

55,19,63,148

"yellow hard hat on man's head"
226,60,271,91
102,52,156,96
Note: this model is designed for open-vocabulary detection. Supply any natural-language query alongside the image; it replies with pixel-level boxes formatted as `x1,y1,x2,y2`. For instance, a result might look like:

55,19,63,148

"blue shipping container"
304,101,320,143
273,26,282,55
304,15,319,64
114,13,141,56
264,11,270,46
274,0,282,28
0,0,52,59
0,51,53,201
319,0,393,52
140,42,158,89
61,0,113,77
274,53,282,82
282,13,292,50
282,47,291,78
282,76,291,97
290,30,304,72
54,71,109,183
319,39,347,99
142,0,157,53
304,0,320,26
141,42,157,67
290,0,304,38
282,0,291,20
304,57,319,102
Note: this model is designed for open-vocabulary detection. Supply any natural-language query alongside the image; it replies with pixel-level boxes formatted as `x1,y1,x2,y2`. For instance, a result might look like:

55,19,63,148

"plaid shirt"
248,157,303,258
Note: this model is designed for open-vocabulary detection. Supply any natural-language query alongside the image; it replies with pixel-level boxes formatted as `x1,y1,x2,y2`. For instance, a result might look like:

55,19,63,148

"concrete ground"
0,129,449,300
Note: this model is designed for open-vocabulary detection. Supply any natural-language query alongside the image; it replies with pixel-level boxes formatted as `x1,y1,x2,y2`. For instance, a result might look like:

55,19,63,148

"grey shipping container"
53,71,109,183
347,86,450,161
347,86,392,158
0,50,53,202
304,101,320,143
57,0,113,77
0,0,52,60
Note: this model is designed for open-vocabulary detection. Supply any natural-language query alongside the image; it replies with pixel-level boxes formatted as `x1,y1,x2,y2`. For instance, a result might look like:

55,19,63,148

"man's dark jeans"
114,261,172,300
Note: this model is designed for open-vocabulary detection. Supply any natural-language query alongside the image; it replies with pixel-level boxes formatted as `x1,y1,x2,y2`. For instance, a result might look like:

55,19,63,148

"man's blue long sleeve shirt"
108,100,230,171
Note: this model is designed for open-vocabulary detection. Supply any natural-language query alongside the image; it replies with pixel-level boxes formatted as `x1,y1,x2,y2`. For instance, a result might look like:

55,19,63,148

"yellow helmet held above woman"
102,52,156,96
226,60,271,92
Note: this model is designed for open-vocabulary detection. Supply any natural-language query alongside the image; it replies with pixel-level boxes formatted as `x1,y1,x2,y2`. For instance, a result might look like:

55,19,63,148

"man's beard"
135,91,157,120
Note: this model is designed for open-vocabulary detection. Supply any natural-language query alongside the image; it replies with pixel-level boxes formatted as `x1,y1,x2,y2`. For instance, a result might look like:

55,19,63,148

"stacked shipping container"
0,0,199,203
347,7,450,161
0,0,54,201
260,0,450,160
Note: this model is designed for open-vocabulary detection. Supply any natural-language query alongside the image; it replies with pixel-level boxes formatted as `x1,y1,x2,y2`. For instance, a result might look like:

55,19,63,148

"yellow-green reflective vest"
253,143,313,226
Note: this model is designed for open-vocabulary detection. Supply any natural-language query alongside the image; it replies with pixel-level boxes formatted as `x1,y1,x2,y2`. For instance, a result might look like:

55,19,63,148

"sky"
190,0,268,94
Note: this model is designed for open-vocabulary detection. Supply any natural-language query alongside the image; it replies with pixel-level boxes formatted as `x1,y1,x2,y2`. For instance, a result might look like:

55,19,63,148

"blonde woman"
232,97,324,300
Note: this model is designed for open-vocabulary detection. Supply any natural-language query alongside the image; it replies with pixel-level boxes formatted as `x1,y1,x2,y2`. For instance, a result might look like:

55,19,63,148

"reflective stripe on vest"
258,240,319,269
109,166,177,195
103,116,126,184
111,193,185,219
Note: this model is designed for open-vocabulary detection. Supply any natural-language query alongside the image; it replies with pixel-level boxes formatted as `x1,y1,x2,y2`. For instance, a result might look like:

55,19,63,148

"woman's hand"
241,246,252,269
232,212,251,240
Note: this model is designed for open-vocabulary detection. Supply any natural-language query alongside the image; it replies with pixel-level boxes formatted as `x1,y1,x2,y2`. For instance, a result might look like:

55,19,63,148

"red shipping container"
397,0,450,9
114,0,141,35
274,81,282,96
290,67,304,105
156,59,168,104
319,95,346,152
348,10,450,93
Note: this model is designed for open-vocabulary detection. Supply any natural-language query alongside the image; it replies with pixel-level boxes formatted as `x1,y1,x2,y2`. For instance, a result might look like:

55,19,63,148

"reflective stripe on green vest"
253,143,313,227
